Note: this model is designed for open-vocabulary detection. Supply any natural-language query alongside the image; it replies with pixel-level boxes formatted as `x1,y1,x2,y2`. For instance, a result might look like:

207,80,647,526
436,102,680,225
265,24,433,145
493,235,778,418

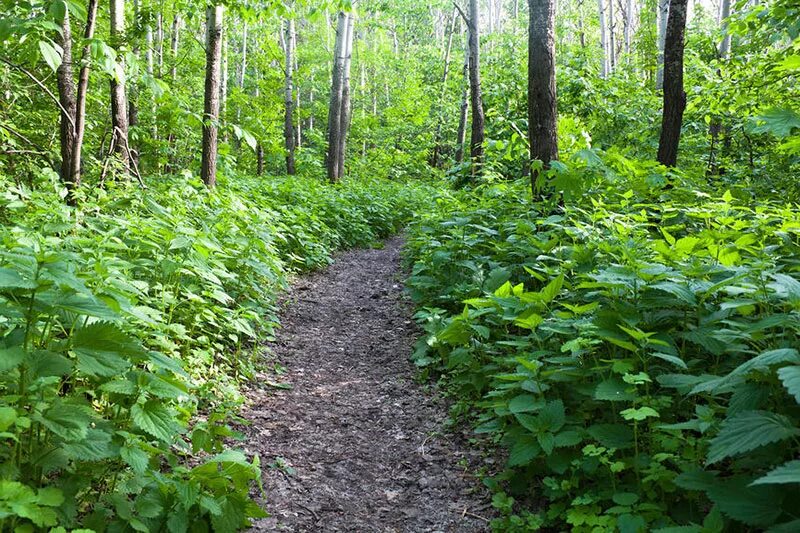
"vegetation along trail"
243,236,490,532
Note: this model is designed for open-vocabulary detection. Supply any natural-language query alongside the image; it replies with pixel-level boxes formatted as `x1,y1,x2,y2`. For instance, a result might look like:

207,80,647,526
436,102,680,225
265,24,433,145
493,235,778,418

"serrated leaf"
777,366,800,403
707,410,800,464
587,423,634,449
706,478,783,526
0,346,25,371
71,322,143,377
131,401,182,442
0,267,37,289
751,460,800,486
691,348,800,395
36,402,91,441
594,378,637,401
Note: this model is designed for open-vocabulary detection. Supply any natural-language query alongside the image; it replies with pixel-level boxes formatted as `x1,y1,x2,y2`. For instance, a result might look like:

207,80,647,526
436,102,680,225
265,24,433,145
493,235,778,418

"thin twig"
453,2,469,24
0,57,76,131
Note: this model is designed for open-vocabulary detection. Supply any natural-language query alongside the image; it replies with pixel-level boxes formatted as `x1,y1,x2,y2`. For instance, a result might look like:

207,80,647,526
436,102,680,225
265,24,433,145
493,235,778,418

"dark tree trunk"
201,5,224,187
57,11,76,186
284,18,296,175
69,0,99,189
466,0,485,174
656,0,688,167
109,0,130,175
528,0,559,196
326,12,348,183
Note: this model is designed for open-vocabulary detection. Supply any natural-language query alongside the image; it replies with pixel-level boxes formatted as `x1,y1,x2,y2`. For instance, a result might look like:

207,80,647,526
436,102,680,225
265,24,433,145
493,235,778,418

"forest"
0,0,799,531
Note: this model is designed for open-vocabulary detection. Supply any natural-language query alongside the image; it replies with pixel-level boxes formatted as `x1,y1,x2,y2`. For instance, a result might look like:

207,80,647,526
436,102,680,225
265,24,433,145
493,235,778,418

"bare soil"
241,236,492,532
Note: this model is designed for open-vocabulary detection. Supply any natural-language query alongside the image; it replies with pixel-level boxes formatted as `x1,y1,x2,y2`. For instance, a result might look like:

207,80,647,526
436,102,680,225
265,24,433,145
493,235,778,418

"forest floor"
241,236,493,532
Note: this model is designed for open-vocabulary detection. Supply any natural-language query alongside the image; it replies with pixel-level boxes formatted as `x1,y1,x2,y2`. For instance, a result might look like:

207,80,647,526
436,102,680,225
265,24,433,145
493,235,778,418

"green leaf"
36,401,91,441
540,274,564,303
538,400,565,432
621,406,659,421
587,423,634,449
39,40,61,72
36,487,64,507
0,346,25,372
0,407,17,431
705,478,783,526
131,401,182,442
594,378,637,401
751,460,800,486
508,394,544,414
71,322,142,377
707,410,800,464
777,365,800,403
652,352,688,369
751,107,800,138
691,348,800,394
0,267,37,289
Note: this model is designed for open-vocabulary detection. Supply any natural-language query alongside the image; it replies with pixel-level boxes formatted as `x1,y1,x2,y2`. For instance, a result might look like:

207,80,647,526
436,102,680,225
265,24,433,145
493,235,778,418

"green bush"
0,169,432,531
405,168,800,532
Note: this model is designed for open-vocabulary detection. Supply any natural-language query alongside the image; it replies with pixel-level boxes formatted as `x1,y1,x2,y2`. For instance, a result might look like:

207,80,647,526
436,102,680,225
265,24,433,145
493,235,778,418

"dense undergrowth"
405,159,800,532
0,169,431,531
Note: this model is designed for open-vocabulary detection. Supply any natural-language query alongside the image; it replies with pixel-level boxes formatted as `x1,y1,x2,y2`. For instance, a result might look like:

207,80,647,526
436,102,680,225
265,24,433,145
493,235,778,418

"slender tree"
170,15,180,80
656,0,669,89
656,0,688,167
56,10,76,185
109,0,131,175
68,0,99,189
201,5,224,187
430,8,457,168
284,17,297,174
598,0,609,77
456,0,485,174
336,14,355,180
528,0,558,196
454,26,470,164
326,12,348,182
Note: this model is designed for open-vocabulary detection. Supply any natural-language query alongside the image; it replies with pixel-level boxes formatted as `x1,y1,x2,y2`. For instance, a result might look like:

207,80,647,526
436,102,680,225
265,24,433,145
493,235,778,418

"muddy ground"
241,236,493,532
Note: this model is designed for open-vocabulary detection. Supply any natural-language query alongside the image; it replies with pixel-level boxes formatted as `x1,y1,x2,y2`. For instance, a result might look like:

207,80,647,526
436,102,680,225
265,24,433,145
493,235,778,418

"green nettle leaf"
131,401,182,442
594,378,637,401
39,40,62,72
777,366,800,403
751,460,800,486
0,267,37,289
705,478,783,526
691,348,800,395
707,410,800,464
36,402,92,441
621,407,660,421
71,322,143,377
0,406,17,431
508,394,545,414
0,346,25,372
587,423,634,449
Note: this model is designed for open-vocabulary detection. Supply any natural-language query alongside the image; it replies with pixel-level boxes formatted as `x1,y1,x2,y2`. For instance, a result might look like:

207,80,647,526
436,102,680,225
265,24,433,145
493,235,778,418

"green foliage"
405,165,800,531
0,171,431,530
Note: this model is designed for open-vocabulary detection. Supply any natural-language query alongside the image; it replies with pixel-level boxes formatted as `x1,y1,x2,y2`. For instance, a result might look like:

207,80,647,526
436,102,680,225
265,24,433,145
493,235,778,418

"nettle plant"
406,180,800,532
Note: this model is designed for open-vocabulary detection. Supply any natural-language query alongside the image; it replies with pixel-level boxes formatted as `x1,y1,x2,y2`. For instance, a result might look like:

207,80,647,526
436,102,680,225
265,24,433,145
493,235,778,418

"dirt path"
242,236,491,532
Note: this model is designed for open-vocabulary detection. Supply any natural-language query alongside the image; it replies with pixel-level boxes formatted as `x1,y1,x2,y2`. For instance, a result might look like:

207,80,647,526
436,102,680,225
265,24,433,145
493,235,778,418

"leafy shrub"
0,170,432,531
405,170,800,532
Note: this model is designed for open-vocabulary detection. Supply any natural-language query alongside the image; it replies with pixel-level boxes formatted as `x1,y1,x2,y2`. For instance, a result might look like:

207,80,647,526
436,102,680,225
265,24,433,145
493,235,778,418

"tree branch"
453,2,469,24
0,57,76,132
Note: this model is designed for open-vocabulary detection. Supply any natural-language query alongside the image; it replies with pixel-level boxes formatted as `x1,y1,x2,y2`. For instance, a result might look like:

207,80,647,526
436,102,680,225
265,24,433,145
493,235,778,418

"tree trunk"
201,5,224,187
455,28,470,164
598,0,608,77
656,0,669,89
656,0,688,167
608,0,616,71
326,12,348,183
708,0,732,175
68,0,98,189
157,12,164,76
170,15,180,81
238,22,248,88
284,18,297,175
337,14,355,180
431,8,456,168
128,0,141,171
578,0,586,48
624,0,633,56
220,26,228,138
718,0,731,58
466,0,485,174
57,10,77,187
528,0,559,196
109,0,130,175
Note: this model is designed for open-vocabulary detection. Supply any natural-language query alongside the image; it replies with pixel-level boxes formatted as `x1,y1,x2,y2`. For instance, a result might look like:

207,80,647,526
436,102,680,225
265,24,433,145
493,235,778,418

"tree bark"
656,0,669,89
656,0,687,167
57,10,76,187
68,0,98,189
284,18,297,175
128,0,141,171
431,8,457,168
220,26,228,135
157,12,164,76
624,0,633,56
466,0,485,173
326,12,348,183
201,5,224,187
170,15,180,81
109,0,131,175
455,28,470,164
598,0,608,77
337,14,355,180
528,0,559,196
608,0,616,71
